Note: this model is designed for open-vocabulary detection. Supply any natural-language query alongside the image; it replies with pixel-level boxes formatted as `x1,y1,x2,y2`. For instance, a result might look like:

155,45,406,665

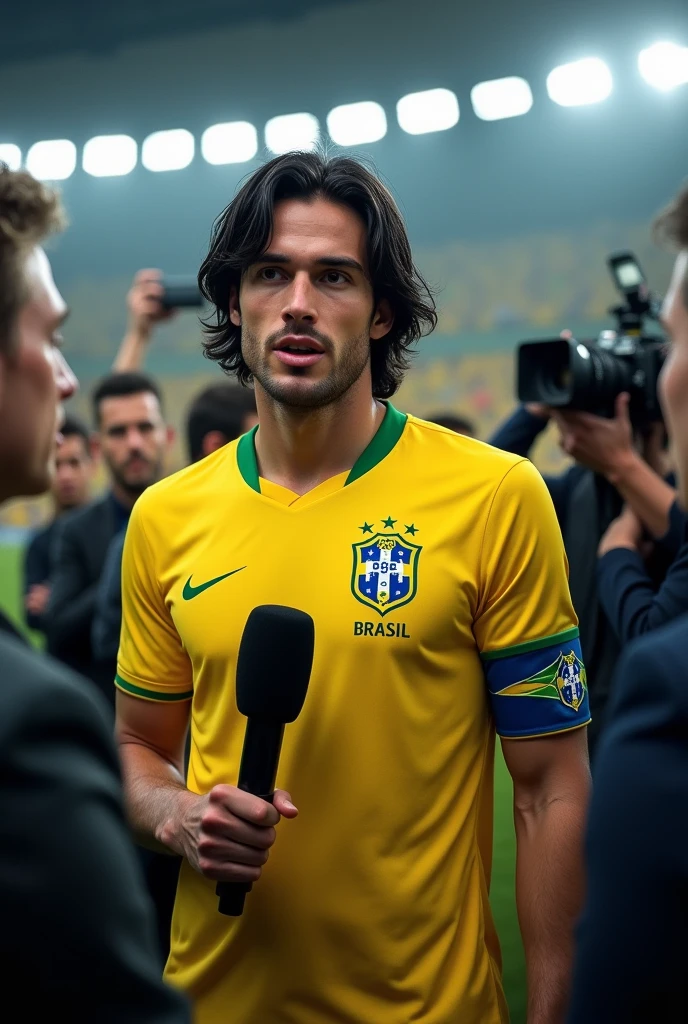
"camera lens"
554,366,572,391
517,337,634,413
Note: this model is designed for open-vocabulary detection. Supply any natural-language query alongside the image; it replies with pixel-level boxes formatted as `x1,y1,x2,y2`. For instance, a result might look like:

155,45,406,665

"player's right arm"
116,694,293,883
115,498,296,885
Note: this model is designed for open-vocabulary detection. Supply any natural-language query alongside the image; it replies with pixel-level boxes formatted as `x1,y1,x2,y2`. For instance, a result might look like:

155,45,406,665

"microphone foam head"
236,605,314,723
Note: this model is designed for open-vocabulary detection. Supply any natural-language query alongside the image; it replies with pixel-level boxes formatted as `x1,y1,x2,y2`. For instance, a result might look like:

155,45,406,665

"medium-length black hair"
198,152,437,399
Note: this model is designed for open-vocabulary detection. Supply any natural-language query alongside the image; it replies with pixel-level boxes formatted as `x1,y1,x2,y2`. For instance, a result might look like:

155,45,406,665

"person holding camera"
490,361,675,753
567,179,688,1024
596,493,688,643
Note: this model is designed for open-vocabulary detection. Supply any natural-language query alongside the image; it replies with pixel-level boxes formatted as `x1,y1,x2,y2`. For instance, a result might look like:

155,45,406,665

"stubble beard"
242,326,372,410
109,457,162,499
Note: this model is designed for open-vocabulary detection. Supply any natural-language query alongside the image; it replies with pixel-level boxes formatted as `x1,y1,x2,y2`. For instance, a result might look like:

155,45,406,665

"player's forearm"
514,779,589,1024
118,740,195,855
112,327,150,372
608,450,676,539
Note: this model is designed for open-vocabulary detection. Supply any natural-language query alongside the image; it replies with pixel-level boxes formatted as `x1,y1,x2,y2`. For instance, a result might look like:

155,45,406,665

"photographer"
596,500,688,642
113,268,176,373
568,180,688,1024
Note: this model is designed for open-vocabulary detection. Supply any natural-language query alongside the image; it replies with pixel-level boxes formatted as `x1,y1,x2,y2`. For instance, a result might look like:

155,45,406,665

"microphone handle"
216,719,285,917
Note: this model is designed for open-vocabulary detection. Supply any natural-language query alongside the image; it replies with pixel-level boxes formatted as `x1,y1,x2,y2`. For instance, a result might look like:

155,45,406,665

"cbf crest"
352,533,421,616
556,650,586,710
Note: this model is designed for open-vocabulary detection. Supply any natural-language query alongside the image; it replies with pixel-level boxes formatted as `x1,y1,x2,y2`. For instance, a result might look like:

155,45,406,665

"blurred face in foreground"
231,197,392,410
0,247,77,502
660,252,688,508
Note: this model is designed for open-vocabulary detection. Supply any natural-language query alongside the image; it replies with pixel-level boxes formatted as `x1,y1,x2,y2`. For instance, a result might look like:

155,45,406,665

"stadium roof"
2,0,358,64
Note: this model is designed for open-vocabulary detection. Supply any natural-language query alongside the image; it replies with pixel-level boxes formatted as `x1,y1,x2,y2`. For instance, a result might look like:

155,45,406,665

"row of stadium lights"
2,42,687,182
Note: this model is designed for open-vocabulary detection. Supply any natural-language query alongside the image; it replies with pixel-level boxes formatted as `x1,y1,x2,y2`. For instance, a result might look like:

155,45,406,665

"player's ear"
229,285,241,328
370,298,393,340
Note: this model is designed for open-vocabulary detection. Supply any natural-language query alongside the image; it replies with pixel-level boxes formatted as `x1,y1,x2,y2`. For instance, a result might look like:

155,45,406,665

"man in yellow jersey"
116,153,591,1024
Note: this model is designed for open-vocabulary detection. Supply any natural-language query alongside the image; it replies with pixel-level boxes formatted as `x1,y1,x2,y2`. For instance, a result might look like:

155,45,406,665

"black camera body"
517,252,665,426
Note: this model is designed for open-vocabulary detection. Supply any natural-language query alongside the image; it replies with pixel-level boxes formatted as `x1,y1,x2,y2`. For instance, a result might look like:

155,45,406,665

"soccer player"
116,153,591,1024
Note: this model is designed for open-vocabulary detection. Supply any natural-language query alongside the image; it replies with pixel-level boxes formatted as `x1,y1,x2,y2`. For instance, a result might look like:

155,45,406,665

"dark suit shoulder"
0,632,189,1023
26,518,56,553
0,632,115,764
56,495,114,538
605,614,688,729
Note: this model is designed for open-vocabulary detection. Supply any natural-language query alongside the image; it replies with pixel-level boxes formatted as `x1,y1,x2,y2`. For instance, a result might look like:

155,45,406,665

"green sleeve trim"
480,626,580,662
236,427,260,493
115,674,193,702
345,403,408,485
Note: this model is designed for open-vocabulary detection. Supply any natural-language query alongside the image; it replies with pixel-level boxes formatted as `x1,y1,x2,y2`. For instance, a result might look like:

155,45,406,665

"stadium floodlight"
0,144,21,171
141,129,194,172
546,57,613,107
638,42,688,91
470,77,533,121
201,121,258,165
26,139,77,181
327,101,387,146
265,113,319,155
83,135,137,177
396,88,459,135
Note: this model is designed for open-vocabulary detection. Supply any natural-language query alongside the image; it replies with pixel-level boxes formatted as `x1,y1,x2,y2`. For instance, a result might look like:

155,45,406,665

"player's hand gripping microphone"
216,605,314,917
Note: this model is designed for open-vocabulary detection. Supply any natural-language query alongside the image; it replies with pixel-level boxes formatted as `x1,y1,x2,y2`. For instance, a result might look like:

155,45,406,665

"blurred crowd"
2,153,688,1023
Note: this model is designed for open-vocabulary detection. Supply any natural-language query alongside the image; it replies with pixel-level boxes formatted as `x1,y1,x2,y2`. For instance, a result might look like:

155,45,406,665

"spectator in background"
45,372,174,706
425,411,476,437
91,379,256,964
186,381,258,461
23,414,94,631
490,389,676,754
92,381,256,667
568,179,688,1024
113,268,176,373
0,162,187,1023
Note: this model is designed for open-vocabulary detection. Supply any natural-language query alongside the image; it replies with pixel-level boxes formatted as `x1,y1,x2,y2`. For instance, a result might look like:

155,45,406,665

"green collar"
236,402,408,494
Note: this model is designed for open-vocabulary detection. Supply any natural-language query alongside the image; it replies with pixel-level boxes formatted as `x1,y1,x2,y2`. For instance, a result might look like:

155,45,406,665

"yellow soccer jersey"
117,403,589,1024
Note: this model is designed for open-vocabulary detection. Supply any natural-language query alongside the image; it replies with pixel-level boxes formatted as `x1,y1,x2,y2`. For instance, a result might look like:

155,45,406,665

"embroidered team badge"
556,650,586,711
351,533,421,616
498,649,587,711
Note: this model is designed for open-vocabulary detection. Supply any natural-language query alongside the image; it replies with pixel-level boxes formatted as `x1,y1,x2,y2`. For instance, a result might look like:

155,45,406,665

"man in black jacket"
45,371,173,705
568,180,688,1023
92,381,258,665
0,163,187,1020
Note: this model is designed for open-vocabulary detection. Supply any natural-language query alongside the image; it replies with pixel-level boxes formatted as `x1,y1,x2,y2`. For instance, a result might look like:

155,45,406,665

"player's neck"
253,381,386,496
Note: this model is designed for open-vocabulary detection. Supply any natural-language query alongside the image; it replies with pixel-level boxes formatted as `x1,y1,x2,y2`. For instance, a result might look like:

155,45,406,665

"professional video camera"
517,252,665,425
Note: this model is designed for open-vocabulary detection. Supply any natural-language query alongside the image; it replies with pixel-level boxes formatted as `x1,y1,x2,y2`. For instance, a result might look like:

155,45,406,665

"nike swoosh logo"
182,567,246,601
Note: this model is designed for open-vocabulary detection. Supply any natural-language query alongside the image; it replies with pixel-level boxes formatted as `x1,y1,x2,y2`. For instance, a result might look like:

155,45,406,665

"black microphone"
216,605,314,917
